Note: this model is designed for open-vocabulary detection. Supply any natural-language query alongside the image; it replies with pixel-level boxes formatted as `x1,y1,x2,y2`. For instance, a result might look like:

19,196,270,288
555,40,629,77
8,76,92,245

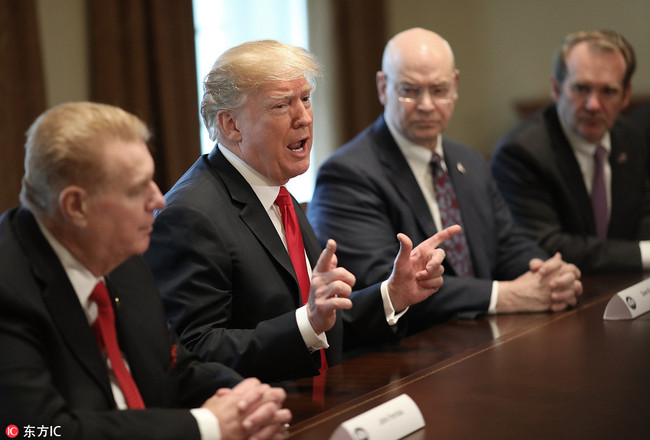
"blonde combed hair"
20,102,151,217
200,40,322,143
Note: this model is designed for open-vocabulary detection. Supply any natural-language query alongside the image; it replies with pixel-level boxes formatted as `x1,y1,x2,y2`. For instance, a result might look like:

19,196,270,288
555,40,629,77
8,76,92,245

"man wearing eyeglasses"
308,27,582,333
491,30,650,274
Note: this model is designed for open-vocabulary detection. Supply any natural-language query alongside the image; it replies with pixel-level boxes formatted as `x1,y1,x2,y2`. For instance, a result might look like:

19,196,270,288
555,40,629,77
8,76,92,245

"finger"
316,294,354,311
313,239,337,274
317,267,356,295
250,413,291,440
420,225,461,249
242,401,281,432
536,253,563,276
394,233,414,269
528,257,544,272
263,387,287,404
232,378,267,411
414,276,444,291
424,248,446,272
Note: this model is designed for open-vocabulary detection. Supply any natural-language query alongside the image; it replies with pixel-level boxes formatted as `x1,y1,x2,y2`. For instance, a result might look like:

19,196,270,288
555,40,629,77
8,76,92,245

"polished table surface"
284,272,650,439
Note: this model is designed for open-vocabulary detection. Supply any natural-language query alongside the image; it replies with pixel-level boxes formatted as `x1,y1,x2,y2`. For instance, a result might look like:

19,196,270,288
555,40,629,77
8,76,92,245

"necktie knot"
594,144,607,162
91,281,111,312
275,186,293,207
430,152,443,170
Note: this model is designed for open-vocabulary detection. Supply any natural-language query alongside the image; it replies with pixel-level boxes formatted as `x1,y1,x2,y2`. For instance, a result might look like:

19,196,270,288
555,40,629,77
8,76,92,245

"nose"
416,89,436,111
293,103,313,128
585,90,603,111
148,182,166,211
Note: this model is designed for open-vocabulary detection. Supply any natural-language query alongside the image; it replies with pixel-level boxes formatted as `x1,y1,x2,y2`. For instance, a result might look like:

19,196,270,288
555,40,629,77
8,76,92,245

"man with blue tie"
308,28,582,334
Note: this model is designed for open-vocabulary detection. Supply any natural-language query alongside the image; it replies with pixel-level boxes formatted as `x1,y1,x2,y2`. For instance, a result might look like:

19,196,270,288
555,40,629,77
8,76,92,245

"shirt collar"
35,219,102,323
218,144,282,210
557,108,611,156
385,114,445,171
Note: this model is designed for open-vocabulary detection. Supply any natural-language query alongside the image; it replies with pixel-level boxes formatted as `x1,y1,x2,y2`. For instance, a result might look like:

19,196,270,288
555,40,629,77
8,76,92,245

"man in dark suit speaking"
144,40,458,384
0,102,290,440
308,28,582,334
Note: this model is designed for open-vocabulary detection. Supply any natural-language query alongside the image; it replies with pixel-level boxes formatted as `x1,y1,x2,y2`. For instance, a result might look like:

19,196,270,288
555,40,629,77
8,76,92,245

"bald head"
377,28,458,150
382,28,455,79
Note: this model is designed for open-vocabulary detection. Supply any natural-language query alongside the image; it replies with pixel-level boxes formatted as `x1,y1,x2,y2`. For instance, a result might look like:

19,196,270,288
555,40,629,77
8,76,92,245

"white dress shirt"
36,220,221,440
558,115,650,269
218,145,406,341
384,118,499,313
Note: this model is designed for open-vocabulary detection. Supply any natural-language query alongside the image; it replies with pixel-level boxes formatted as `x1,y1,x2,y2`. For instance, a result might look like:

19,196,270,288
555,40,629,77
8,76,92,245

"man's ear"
58,185,89,227
550,77,561,102
376,71,388,106
621,82,632,110
218,110,242,142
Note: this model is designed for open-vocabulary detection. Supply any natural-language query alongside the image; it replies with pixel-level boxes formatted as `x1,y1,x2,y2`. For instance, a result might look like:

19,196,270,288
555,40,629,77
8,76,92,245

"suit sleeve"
0,282,202,440
491,138,645,273
309,154,493,332
144,204,319,382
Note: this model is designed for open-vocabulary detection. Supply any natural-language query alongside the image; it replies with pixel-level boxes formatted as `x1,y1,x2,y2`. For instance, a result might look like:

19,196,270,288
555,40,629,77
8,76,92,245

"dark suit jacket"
491,105,650,273
0,207,241,440
626,102,650,175
308,116,546,334
143,147,401,383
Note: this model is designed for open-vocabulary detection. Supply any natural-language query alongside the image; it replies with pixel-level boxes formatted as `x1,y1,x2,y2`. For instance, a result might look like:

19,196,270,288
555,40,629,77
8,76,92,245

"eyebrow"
267,84,314,100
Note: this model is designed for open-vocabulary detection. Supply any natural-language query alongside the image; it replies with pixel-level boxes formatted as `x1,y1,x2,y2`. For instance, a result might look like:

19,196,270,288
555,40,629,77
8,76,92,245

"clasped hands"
306,225,461,334
202,377,291,440
498,252,583,313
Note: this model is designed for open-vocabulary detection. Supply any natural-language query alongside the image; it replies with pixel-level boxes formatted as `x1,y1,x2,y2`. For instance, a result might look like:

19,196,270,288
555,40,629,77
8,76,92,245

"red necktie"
275,187,327,404
431,153,475,277
591,145,609,239
91,281,146,409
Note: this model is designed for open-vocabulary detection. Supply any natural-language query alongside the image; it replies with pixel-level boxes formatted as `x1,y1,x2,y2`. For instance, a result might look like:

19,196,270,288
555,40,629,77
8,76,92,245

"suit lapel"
441,142,479,254
12,208,114,403
545,108,596,233
208,148,303,296
373,117,438,238
608,121,636,234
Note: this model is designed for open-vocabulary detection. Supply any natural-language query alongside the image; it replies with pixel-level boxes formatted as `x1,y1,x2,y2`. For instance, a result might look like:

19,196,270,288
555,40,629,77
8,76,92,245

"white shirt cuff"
640,241,650,270
381,280,408,326
190,407,222,440
487,281,499,315
296,305,329,352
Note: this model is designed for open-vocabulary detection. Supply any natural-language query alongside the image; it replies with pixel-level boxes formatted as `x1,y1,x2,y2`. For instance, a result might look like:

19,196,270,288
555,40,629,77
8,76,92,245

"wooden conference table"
284,272,650,439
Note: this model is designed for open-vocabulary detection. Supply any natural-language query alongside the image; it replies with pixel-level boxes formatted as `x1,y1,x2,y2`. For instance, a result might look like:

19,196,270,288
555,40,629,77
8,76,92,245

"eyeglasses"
389,79,456,105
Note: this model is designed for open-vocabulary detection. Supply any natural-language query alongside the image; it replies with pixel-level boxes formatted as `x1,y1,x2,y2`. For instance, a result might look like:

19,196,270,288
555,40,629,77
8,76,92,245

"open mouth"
287,138,308,153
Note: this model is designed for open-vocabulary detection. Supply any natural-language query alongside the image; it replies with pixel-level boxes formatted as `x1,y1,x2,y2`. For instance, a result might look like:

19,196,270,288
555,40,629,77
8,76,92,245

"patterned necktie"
591,145,608,239
430,153,474,277
91,281,146,409
275,187,328,404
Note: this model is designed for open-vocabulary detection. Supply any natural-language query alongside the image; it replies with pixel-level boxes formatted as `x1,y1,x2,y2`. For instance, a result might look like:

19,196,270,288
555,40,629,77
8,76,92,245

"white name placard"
603,277,650,320
330,394,425,440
